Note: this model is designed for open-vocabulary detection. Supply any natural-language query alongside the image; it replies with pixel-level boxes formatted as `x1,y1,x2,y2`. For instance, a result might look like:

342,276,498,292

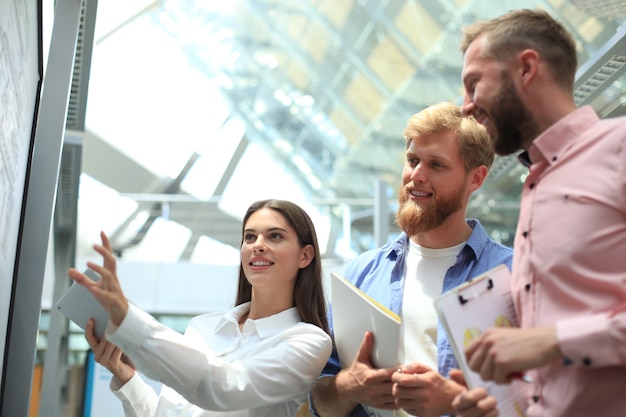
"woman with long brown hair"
70,199,331,417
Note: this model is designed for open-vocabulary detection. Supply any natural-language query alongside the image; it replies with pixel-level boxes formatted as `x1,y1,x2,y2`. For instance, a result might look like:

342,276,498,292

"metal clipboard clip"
457,277,494,305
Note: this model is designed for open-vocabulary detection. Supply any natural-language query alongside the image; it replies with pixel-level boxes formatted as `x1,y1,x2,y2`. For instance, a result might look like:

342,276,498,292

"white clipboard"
55,268,109,339
434,264,526,417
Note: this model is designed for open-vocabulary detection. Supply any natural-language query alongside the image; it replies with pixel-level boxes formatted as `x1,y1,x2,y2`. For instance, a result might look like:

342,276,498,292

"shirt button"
525,283,532,291
529,182,535,189
522,231,529,238
533,396,540,403
583,357,592,366
552,156,558,162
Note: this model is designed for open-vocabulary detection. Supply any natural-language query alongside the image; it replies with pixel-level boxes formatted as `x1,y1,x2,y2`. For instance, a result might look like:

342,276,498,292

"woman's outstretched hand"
68,231,129,326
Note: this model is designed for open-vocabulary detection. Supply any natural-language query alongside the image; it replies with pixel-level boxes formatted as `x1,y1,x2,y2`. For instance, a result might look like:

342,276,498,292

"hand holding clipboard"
434,264,527,417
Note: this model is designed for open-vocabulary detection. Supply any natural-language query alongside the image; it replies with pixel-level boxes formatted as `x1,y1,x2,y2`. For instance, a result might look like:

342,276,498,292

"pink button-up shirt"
512,106,626,417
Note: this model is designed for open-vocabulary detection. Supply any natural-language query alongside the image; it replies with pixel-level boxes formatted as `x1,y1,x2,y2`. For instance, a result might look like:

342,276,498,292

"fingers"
99,231,117,275
454,388,483,409
83,233,121,293
465,334,494,381
399,361,433,375
89,328,121,366
449,369,467,387
477,355,495,381
85,319,100,348
121,353,136,369
392,364,439,398
452,388,499,417
465,331,511,383
354,331,375,365
68,268,95,287
68,232,129,326
82,231,116,276
391,369,427,388
465,338,480,359
68,232,117,290
100,230,112,251
90,246,117,276
392,362,437,388
466,338,483,368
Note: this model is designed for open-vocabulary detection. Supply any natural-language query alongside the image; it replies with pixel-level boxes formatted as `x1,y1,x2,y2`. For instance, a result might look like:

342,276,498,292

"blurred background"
30,0,626,415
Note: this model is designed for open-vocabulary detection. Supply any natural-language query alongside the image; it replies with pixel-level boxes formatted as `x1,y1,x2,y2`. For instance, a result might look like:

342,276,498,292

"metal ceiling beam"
179,133,249,260
237,0,365,129
82,130,162,193
293,0,394,97
81,131,246,253
151,3,349,198
573,20,626,106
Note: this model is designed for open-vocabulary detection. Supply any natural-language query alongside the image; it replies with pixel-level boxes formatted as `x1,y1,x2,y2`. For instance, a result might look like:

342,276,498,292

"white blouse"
106,302,331,417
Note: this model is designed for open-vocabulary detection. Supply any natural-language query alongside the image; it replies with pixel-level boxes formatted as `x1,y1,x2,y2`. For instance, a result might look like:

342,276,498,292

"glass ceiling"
73,0,626,265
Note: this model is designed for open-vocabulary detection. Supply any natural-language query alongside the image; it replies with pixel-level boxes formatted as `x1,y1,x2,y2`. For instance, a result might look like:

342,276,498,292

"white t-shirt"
107,302,331,417
399,239,465,370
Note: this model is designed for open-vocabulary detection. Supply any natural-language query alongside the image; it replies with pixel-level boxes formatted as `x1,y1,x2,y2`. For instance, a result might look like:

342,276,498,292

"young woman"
69,199,332,417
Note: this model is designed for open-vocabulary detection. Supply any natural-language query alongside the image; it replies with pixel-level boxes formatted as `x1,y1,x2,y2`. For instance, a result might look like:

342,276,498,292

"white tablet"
55,268,109,339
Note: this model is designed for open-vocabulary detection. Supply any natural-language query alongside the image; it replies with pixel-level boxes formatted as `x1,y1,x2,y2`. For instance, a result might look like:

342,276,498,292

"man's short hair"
403,102,495,172
460,9,577,92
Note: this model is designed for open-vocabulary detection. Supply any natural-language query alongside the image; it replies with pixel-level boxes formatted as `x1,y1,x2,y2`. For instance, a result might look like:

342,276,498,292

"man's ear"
469,165,488,192
518,49,540,87
299,244,314,269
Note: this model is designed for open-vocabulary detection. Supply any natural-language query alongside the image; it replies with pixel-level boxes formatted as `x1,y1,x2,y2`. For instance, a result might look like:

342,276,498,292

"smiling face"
240,207,313,295
461,35,536,155
396,132,471,237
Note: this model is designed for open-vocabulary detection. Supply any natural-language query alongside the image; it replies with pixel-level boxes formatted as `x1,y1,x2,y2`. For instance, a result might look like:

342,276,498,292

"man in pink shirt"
452,8,626,417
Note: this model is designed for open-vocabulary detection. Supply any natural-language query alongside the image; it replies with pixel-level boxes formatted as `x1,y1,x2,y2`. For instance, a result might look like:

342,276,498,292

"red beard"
395,183,464,236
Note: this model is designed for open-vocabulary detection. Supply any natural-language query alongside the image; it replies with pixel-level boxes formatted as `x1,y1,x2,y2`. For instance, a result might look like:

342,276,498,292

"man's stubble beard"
490,71,537,156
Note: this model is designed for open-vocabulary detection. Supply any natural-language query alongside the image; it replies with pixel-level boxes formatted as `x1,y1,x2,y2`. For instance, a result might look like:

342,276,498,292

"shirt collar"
517,151,532,168
525,106,598,167
215,302,302,339
463,218,488,259
390,219,486,259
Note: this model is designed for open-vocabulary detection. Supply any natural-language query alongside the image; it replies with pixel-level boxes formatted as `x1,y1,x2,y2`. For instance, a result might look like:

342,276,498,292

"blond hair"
404,102,494,172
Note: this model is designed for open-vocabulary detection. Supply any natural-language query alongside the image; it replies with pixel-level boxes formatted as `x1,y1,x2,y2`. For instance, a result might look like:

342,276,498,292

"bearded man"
308,102,513,417
452,9,626,417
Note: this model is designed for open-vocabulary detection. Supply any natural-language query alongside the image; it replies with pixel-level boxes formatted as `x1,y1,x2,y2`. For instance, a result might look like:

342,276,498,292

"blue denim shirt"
311,219,513,417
